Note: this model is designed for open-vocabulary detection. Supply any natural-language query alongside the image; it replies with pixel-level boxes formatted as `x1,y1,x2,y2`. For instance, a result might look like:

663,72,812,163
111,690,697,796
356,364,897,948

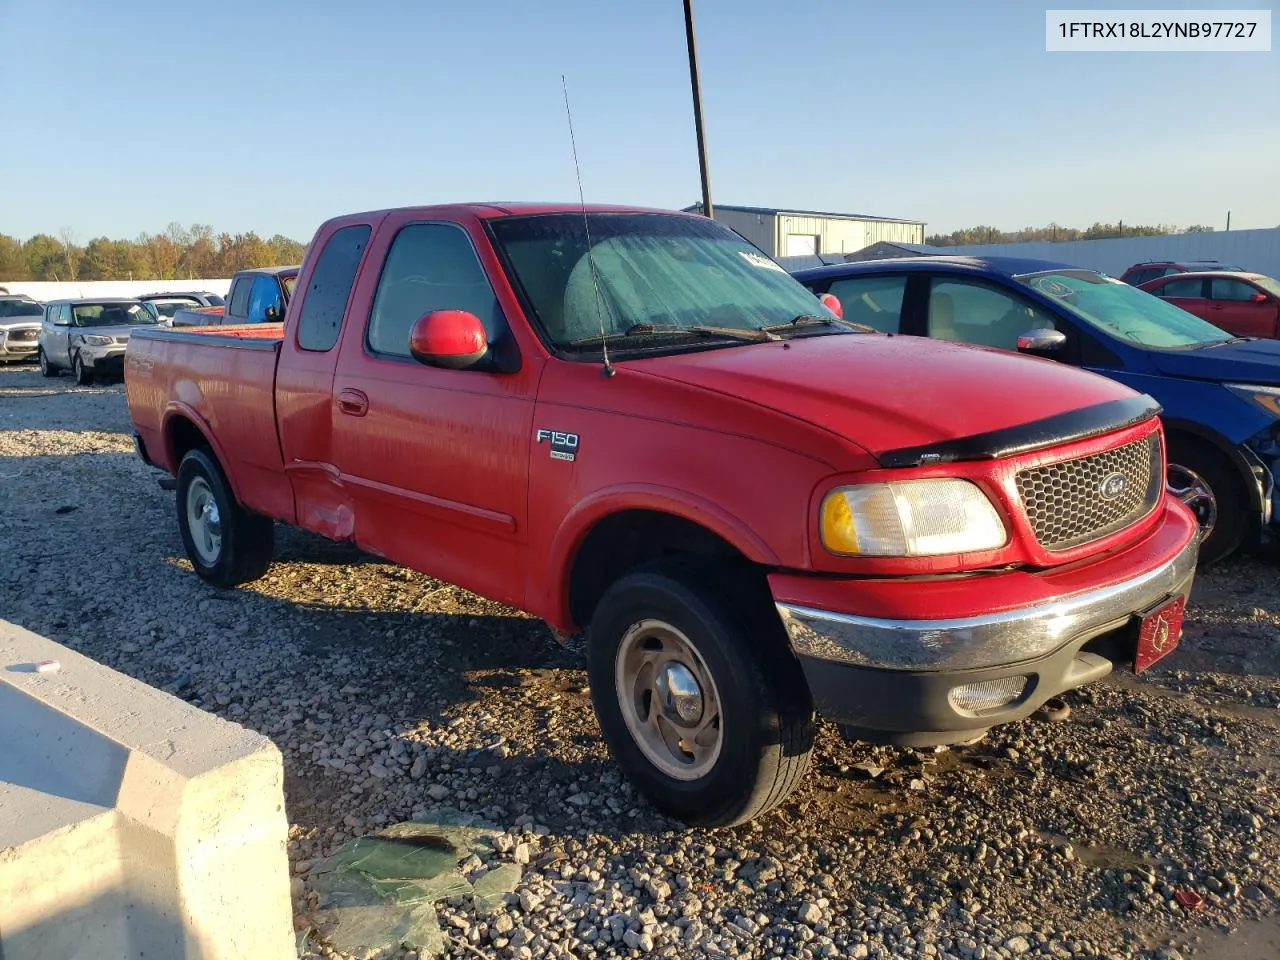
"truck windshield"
72,302,158,327
489,213,843,351
1015,269,1234,349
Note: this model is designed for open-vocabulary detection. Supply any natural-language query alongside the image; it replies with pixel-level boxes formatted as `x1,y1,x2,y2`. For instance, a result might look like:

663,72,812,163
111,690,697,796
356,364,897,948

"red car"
125,203,1199,826
1139,271,1280,339
1119,259,1242,286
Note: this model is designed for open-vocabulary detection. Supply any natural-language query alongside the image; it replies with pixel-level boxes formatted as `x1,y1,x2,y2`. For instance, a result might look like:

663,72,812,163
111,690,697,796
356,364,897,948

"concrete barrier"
0,619,295,960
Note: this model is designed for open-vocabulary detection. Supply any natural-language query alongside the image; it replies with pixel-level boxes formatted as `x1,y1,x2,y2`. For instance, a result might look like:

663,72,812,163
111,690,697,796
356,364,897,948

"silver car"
0,296,44,363
38,298,159,385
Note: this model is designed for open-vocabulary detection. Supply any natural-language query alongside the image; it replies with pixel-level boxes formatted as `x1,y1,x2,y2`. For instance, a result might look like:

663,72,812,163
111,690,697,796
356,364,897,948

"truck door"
275,223,374,536
329,217,537,608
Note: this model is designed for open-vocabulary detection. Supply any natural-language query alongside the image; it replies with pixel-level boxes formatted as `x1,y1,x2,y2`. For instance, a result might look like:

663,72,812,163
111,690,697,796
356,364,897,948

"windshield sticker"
738,251,786,273
1032,277,1074,298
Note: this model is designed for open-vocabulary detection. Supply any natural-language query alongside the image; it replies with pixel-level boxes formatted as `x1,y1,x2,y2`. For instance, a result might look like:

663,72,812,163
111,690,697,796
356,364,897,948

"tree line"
0,223,308,282
925,221,1217,247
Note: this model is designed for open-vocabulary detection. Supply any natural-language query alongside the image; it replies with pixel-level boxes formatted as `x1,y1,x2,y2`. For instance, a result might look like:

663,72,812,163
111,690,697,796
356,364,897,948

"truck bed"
126,323,294,523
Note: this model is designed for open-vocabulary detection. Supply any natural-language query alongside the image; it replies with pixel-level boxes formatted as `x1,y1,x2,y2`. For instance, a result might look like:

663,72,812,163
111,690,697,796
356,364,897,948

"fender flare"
537,483,781,628
1162,416,1269,523
161,402,246,505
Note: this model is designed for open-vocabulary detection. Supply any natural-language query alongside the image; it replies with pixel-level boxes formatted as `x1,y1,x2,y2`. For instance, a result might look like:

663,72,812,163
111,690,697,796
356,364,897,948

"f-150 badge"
536,429,579,462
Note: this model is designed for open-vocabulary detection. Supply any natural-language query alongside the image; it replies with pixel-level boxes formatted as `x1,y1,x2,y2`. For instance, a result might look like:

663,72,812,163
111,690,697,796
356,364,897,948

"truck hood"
629,333,1145,461
1147,337,1280,386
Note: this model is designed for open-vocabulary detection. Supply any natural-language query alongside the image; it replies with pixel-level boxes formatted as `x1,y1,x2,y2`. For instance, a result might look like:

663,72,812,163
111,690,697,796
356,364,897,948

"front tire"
587,559,815,827
1166,438,1245,564
73,352,93,386
176,448,274,587
39,349,59,377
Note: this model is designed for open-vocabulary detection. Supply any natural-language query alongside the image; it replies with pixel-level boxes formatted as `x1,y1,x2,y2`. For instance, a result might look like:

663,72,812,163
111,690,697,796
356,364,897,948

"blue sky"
1,0,1276,242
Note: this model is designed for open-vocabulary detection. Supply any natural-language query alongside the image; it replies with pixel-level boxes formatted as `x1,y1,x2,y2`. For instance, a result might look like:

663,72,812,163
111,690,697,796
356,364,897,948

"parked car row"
8,206,1277,826
0,274,296,382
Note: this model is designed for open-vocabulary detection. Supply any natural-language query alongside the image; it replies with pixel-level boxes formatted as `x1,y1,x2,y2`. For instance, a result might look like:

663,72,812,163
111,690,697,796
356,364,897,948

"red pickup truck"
126,203,1199,826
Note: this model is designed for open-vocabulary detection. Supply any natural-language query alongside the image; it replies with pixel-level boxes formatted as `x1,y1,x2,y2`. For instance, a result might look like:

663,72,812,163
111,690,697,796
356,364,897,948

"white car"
38,298,159,385
0,296,44,363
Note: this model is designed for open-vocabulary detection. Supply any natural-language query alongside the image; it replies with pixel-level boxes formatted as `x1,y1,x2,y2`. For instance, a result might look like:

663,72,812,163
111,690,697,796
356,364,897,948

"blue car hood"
1150,337,1280,385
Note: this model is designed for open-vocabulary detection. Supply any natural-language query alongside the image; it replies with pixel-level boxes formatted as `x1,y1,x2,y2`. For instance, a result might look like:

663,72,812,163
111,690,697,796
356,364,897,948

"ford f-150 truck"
125,203,1199,826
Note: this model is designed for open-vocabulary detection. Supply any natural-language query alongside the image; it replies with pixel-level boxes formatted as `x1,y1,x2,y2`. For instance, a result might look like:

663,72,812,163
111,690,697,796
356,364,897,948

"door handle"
337,388,369,417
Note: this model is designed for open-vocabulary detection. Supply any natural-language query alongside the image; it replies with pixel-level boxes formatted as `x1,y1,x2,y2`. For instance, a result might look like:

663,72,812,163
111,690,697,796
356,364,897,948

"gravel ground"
2,361,1279,960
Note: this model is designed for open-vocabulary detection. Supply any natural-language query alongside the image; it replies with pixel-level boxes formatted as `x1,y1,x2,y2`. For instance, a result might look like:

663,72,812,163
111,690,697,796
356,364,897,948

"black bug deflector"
876,395,1163,468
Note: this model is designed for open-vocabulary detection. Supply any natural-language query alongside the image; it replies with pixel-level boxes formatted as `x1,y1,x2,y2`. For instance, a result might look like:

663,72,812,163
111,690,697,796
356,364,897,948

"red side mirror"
408,310,488,369
1253,292,1269,304
819,292,843,319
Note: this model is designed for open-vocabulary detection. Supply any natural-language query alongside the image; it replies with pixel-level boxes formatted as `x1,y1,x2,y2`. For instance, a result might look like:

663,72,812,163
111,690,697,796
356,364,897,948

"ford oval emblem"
1099,472,1128,500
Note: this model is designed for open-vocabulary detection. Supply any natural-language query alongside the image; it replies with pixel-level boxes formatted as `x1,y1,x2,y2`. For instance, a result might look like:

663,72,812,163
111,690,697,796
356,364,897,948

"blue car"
793,255,1280,564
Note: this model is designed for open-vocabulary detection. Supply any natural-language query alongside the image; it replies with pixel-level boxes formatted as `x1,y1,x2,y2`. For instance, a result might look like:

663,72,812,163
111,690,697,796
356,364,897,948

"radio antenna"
561,74,615,378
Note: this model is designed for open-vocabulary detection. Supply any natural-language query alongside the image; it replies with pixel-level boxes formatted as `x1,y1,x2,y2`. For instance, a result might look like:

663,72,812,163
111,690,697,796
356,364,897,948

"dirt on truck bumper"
771,501,1200,746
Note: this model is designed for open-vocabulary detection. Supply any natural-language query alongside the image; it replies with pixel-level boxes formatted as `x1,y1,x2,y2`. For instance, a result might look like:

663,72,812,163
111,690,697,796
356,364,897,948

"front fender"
534,483,781,629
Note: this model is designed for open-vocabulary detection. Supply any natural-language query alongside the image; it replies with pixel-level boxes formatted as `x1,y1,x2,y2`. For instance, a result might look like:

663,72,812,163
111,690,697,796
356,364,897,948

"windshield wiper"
569,323,778,346
760,314,873,335
1203,336,1251,347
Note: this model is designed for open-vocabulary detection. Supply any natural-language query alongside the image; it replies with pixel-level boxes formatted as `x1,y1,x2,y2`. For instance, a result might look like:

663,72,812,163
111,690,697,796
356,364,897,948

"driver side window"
367,223,508,359
926,278,1057,350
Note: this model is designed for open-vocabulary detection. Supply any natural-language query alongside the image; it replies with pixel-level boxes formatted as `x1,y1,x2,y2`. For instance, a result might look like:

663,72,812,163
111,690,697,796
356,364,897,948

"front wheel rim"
614,618,723,781
186,476,223,565
1167,463,1217,543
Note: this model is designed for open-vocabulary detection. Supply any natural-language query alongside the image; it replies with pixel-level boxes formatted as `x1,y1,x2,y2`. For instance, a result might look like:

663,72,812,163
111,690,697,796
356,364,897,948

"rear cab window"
296,226,372,352
228,278,252,318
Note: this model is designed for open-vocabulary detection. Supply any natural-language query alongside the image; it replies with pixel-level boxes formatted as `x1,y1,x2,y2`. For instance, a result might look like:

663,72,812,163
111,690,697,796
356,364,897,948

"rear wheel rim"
186,476,223,565
1167,463,1217,543
614,618,723,781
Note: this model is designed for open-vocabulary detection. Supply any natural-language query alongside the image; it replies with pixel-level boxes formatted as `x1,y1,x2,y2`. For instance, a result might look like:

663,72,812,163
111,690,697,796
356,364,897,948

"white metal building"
683,204,926,259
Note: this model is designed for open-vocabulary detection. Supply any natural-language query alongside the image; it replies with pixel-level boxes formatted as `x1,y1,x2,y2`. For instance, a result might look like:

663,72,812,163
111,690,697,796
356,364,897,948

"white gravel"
2,362,1278,960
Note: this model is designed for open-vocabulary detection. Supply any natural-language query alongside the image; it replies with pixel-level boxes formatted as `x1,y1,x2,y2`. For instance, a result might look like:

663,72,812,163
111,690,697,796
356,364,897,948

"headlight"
84,335,114,346
820,479,1007,556
1226,383,1280,418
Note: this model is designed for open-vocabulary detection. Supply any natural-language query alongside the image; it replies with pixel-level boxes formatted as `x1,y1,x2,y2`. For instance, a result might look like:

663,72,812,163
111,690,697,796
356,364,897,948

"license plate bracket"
1134,595,1185,673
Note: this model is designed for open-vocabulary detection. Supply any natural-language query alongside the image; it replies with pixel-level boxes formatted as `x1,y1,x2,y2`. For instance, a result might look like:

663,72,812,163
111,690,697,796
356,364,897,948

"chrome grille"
8,329,38,342
1016,433,1162,551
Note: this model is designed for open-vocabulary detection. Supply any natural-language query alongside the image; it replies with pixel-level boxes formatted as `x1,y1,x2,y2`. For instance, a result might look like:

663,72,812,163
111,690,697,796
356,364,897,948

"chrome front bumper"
776,531,1199,673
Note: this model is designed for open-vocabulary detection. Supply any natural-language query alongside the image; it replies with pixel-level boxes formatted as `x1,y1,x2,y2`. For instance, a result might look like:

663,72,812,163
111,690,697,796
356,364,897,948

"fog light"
948,676,1028,716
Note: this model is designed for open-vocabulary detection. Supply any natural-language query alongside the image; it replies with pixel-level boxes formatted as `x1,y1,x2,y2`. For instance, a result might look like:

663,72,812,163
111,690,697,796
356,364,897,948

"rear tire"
38,349,59,377
73,352,93,386
1166,437,1246,564
587,558,815,827
176,448,274,587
